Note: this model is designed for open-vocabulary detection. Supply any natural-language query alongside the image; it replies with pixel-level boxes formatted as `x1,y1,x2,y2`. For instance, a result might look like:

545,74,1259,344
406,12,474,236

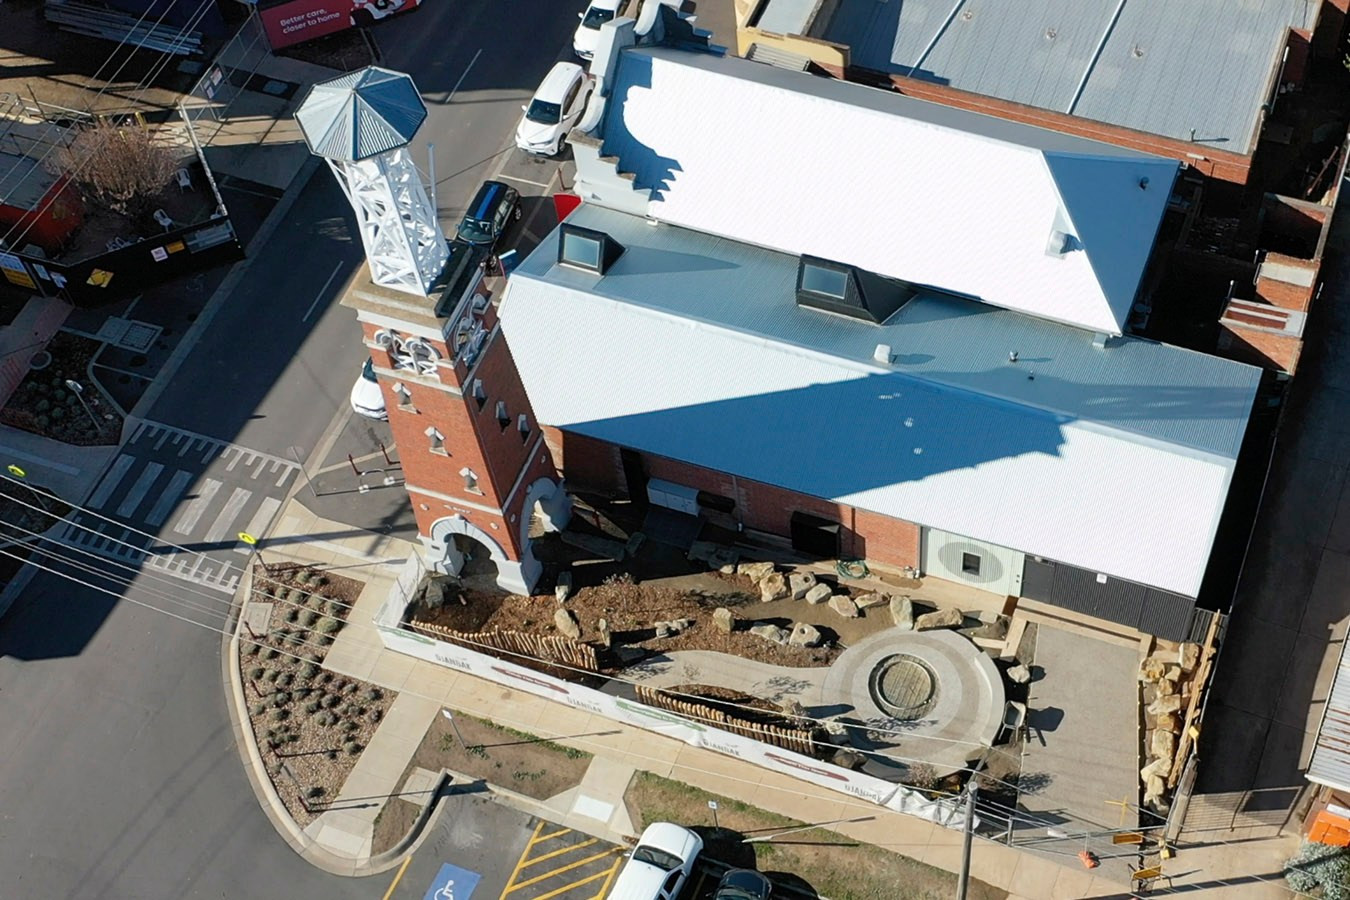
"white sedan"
515,62,594,157
349,358,387,420
572,0,623,60
607,822,703,900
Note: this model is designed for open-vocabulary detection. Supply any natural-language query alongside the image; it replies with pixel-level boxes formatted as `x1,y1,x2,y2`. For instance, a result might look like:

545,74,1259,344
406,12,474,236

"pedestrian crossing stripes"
57,522,241,593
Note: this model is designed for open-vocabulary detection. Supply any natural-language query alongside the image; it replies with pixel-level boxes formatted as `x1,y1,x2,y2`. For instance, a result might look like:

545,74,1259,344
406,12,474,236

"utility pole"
957,782,978,900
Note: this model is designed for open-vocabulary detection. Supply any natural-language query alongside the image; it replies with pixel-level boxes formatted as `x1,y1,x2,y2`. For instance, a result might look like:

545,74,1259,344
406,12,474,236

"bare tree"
51,120,176,217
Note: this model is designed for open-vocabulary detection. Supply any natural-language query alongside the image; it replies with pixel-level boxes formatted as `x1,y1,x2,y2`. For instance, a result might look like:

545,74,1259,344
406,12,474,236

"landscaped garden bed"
239,563,392,825
370,711,594,855
1,332,121,446
0,479,71,543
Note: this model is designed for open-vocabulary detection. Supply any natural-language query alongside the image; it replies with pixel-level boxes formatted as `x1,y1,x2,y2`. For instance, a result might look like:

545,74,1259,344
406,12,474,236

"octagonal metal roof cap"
295,66,428,162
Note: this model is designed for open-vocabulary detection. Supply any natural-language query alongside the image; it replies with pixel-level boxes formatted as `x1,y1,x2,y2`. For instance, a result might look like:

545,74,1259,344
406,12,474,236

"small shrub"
272,691,291,707
34,398,50,413
262,648,279,660
318,672,334,685
251,703,268,716
246,666,265,680
344,741,362,756
304,699,322,714
284,607,300,623
305,786,324,799
316,617,341,636
316,711,338,727
271,708,290,723
368,708,383,725
322,694,342,710
313,575,329,588
287,588,306,605
300,663,321,679
306,594,326,612
284,632,305,647
243,642,261,657
315,634,334,647
1286,840,1350,900
324,599,344,617
49,407,65,422
340,704,359,718
300,610,319,628
341,682,358,695
276,672,294,688
342,720,359,733
296,569,314,585
261,669,280,684
363,687,382,702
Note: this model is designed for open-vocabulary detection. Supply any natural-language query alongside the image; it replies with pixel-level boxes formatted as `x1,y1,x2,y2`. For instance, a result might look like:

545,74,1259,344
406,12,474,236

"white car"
608,823,703,900
515,62,594,157
572,0,623,60
349,357,387,420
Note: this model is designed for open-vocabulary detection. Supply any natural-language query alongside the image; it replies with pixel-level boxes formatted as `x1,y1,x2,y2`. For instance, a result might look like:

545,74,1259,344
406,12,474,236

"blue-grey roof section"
517,202,1260,459
752,0,818,36
295,67,428,162
814,0,1314,154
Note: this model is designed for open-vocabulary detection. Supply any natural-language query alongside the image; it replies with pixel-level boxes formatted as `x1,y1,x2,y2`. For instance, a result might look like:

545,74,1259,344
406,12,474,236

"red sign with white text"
260,0,421,50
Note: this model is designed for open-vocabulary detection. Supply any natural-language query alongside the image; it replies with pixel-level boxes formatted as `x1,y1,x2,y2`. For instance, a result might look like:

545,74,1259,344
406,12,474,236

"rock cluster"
1137,640,1204,809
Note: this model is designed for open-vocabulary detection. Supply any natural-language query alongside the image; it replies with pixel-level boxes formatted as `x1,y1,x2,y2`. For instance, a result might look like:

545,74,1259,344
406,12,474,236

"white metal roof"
1309,639,1350,794
590,48,1179,335
500,206,1260,598
295,67,428,162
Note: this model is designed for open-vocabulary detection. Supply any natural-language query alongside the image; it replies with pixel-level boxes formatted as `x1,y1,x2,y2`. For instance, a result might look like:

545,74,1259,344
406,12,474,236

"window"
517,413,530,442
460,467,481,494
562,82,581,114
560,232,602,269
425,426,445,455
800,262,848,298
495,400,510,430
961,552,982,577
472,379,486,410
394,383,415,411
525,98,562,125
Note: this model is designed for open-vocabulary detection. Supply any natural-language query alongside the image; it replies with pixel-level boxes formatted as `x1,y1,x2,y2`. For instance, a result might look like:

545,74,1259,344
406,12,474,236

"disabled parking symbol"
423,862,481,900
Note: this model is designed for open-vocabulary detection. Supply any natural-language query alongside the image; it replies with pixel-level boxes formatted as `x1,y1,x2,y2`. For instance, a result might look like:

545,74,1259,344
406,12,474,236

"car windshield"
457,218,494,243
582,7,615,28
632,845,681,871
361,358,377,382
525,99,562,125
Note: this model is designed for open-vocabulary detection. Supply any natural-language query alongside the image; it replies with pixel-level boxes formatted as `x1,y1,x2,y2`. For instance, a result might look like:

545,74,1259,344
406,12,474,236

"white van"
608,823,703,900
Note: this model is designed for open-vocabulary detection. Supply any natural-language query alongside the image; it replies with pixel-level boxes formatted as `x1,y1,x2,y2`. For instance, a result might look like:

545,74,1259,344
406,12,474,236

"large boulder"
1144,774,1167,802
1146,694,1183,716
829,594,860,618
833,749,866,771
855,592,889,610
1155,713,1180,733
1178,642,1200,672
1150,729,1176,760
821,718,851,746
739,561,775,583
788,571,818,600
1007,664,1032,685
890,596,915,630
788,622,822,647
654,621,673,639
554,571,573,604
914,607,963,631
553,608,581,640
597,617,612,648
712,607,736,634
749,623,789,644
1140,758,1170,781
804,583,833,605
760,572,790,603
1139,656,1167,682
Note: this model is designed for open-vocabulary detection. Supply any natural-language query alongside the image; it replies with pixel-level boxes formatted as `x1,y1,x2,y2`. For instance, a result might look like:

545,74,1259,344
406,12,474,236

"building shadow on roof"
599,51,684,200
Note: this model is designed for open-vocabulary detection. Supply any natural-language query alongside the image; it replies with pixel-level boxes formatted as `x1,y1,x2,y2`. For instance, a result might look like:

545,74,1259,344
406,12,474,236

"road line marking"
589,857,623,900
146,469,193,526
302,261,344,322
204,487,253,542
170,433,183,445
153,430,169,451
523,837,599,867
188,557,204,579
381,855,412,900
503,821,547,889
275,467,292,488
130,421,146,443
441,48,482,104
250,457,269,480
116,462,163,517
202,443,220,464
505,848,620,893
233,497,281,554
171,478,222,535
532,826,570,846
226,449,243,471
87,455,136,510
498,173,554,190
525,867,616,900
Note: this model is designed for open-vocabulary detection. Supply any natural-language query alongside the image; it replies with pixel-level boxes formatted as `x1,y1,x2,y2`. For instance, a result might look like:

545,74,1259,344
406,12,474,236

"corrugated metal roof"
1309,640,1350,793
295,67,428,162
500,203,1260,597
589,47,1178,335
816,0,1313,155
753,0,817,36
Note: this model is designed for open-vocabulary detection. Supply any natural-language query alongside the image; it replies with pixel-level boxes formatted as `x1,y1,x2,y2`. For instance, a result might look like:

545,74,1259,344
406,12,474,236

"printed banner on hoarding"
260,0,422,49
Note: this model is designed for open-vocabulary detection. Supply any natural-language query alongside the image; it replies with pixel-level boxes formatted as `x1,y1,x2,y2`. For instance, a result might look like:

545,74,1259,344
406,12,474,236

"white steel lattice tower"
295,67,448,296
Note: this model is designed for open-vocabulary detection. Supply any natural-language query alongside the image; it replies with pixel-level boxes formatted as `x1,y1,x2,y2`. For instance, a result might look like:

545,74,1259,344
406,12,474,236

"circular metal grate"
869,654,938,721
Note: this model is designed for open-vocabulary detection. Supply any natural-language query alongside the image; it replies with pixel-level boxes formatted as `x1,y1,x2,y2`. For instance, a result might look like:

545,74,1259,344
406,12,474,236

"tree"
51,120,177,218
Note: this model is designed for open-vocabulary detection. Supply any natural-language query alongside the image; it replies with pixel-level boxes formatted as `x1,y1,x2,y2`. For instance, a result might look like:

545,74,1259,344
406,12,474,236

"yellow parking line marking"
532,827,573,845
528,867,617,900
381,855,412,900
587,857,623,900
501,821,548,895
505,848,623,893
523,838,599,867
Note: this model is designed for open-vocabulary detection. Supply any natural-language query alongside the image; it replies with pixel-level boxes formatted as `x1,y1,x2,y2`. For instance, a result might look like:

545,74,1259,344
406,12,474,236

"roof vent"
1046,229,1081,257
873,344,892,365
1092,332,1109,349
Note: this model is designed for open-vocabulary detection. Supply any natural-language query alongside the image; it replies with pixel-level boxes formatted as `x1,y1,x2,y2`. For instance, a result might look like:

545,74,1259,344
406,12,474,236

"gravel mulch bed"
1,332,122,446
239,562,394,826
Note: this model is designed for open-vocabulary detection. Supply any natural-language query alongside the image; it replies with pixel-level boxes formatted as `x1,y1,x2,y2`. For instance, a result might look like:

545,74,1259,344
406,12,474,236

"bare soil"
239,563,392,826
370,711,592,856
626,772,1007,900
0,332,122,445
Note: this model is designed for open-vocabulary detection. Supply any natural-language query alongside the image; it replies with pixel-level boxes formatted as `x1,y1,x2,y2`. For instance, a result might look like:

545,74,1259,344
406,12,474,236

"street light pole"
64,379,100,430
957,783,978,900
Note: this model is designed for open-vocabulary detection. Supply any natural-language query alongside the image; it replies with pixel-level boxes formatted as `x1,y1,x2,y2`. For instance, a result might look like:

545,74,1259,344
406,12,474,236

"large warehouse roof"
806,0,1314,154
592,47,1178,336
500,203,1260,598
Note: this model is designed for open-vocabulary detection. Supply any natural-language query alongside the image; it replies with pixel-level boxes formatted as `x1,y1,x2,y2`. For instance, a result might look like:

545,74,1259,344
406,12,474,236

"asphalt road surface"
0,1,584,896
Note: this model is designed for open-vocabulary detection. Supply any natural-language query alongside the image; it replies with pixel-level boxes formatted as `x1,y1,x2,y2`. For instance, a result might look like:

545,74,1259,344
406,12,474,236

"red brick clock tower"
342,252,571,596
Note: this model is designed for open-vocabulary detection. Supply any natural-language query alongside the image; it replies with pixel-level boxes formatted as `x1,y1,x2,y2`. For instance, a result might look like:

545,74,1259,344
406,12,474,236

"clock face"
375,330,440,376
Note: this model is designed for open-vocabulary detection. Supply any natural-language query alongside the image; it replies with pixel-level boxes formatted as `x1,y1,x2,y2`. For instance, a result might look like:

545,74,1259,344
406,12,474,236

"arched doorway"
428,513,536,596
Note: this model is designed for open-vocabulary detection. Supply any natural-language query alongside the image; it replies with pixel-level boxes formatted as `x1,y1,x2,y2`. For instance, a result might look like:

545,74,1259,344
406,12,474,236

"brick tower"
342,247,570,596
300,66,569,595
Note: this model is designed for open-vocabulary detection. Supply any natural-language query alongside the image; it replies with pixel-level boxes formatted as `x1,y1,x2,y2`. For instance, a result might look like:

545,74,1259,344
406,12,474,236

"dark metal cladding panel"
1140,589,1196,642
1021,556,1056,601
1050,565,1147,629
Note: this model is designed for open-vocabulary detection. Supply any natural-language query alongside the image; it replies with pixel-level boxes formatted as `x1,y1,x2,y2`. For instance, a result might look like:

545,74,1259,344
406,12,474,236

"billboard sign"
260,0,421,50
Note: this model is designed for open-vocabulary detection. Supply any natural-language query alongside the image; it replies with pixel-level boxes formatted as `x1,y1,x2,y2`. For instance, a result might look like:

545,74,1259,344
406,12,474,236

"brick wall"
1217,324,1304,374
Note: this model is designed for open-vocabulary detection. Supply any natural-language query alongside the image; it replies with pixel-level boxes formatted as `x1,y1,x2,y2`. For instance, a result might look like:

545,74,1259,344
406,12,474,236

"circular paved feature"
870,654,937,720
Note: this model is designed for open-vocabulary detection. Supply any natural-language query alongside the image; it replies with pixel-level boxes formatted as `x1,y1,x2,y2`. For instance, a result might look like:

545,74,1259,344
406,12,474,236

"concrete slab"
399,766,441,803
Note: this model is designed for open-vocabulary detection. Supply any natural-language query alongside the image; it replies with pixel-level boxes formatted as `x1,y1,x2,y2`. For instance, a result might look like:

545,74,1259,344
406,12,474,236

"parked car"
349,357,387,420
455,180,521,253
608,822,703,900
573,0,623,60
516,62,594,157
714,869,773,900
350,0,414,28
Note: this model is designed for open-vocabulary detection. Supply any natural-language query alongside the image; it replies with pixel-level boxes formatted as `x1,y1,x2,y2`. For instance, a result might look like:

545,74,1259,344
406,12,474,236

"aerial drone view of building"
0,0,1348,898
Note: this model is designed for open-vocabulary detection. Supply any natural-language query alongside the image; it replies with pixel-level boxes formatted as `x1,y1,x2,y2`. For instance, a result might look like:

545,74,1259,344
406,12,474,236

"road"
0,1,583,896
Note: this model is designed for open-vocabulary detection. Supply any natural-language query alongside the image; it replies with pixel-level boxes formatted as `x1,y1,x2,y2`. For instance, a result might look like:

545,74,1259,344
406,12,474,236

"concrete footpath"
230,505,1302,899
